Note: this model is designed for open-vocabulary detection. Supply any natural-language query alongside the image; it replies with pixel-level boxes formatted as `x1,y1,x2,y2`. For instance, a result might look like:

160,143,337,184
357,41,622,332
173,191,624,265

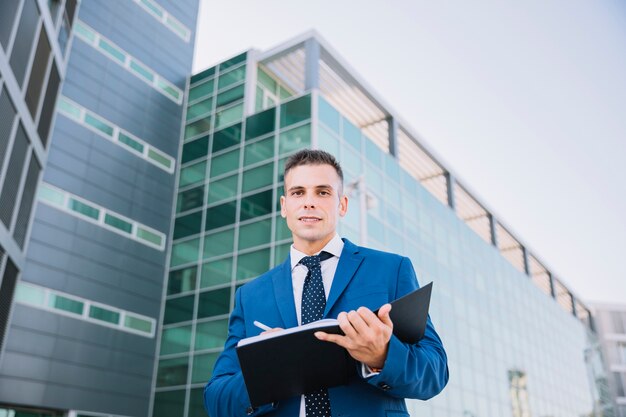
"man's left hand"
315,304,393,370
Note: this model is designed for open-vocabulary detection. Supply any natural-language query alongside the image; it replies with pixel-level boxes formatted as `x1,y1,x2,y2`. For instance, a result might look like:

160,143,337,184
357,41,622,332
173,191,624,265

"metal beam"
445,172,456,210
387,116,398,157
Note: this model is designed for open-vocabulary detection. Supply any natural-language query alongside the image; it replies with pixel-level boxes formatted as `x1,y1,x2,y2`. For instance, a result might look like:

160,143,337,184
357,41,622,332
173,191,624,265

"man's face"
280,163,348,254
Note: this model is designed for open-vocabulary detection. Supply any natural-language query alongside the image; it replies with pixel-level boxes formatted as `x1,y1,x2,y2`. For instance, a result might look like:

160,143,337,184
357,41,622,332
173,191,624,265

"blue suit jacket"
204,239,448,417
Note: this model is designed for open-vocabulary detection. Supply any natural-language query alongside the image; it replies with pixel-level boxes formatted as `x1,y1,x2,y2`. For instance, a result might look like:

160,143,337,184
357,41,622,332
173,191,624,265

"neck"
293,235,334,256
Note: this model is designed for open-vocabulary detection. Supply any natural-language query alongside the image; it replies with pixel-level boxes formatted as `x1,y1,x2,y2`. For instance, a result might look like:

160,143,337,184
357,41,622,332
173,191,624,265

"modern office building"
0,0,74,374
0,3,610,416
591,303,626,417
156,32,602,417
0,1,198,417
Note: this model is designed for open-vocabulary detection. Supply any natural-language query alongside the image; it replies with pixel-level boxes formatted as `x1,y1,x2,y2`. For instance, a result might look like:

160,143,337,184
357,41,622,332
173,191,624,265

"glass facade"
157,39,597,417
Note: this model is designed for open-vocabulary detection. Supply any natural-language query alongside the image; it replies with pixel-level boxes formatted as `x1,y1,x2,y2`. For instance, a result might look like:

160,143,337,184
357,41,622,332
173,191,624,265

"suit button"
246,406,256,415
378,382,391,391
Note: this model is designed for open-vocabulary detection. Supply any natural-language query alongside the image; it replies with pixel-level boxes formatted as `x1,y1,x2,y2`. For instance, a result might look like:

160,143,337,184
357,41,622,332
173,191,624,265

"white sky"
192,0,626,304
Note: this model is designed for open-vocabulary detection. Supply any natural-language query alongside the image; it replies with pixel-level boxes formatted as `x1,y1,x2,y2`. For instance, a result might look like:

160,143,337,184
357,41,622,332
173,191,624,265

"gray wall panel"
0,305,156,415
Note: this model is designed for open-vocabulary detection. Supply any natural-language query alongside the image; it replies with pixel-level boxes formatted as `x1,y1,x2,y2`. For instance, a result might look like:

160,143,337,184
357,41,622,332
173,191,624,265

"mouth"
298,216,322,223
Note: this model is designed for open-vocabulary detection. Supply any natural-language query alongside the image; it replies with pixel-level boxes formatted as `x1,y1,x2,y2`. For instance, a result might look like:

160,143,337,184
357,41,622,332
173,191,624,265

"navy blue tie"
300,251,333,417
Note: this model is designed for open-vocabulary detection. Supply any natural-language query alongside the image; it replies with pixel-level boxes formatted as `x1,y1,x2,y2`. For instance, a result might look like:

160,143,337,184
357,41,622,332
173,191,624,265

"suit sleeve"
204,287,278,417
365,256,449,400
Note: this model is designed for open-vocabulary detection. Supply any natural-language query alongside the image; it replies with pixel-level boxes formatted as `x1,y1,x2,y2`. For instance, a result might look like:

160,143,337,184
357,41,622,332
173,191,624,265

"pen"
253,320,272,331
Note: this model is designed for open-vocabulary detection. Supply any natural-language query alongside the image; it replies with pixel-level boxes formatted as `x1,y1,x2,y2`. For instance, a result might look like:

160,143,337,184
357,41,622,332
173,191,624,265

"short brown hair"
284,149,344,184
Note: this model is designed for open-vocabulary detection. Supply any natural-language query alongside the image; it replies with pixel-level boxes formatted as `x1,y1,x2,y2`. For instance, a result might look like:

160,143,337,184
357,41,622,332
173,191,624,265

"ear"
338,194,348,217
280,195,287,218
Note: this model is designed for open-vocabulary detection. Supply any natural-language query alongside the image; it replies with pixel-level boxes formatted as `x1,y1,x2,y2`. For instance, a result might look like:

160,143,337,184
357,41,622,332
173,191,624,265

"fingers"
377,304,393,328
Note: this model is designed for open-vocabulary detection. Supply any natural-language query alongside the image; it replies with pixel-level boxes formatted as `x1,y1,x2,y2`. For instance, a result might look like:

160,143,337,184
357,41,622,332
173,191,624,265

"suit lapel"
272,255,298,329
324,239,364,317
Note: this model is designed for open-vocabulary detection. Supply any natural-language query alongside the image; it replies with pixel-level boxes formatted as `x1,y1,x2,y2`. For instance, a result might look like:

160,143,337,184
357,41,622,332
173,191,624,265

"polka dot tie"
300,252,333,417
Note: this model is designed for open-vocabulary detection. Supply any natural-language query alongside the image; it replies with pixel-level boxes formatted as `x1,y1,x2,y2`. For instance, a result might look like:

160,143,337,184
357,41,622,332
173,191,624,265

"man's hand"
315,304,393,369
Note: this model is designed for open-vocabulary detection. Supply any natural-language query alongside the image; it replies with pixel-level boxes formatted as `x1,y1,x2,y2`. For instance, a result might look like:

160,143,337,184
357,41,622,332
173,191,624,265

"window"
130,59,154,82
184,117,212,140
0,124,29,228
318,96,340,133
214,103,243,130
14,154,41,247
179,161,206,187
181,137,209,164
37,66,60,146
220,52,246,70
195,319,228,350
201,258,233,288
278,124,310,155
177,185,205,213
25,27,52,118
153,390,185,417
104,213,133,234
157,357,188,387
69,198,100,220
49,294,84,315
0,0,20,50
0,87,17,165
187,96,213,121
163,295,194,325
170,238,200,267
207,174,237,204
174,210,203,240
192,352,220,383
237,248,270,280
160,325,192,355
216,84,244,108
124,314,153,334
189,78,215,102
197,288,231,318
212,122,242,153
203,228,235,259
99,38,126,63
246,108,275,140
118,132,144,153
240,190,273,221
242,163,274,193
205,200,237,231
9,0,40,87
89,305,120,324
280,95,310,128
210,149,239,178
168,266,197,295
217,66,246,90
238,219,271,250
84,113,114,136
244,136,274,167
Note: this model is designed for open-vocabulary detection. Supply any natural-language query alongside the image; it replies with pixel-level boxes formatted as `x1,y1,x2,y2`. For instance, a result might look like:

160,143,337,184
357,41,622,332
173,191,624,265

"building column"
387,116,398,157
304,38,320,91
489,213,498,248
522,246,530,276
445,172,456,211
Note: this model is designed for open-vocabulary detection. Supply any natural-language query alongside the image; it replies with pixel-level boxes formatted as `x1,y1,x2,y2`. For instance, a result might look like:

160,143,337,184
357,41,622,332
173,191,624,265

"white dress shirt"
289,234,343,417
289,235,379,416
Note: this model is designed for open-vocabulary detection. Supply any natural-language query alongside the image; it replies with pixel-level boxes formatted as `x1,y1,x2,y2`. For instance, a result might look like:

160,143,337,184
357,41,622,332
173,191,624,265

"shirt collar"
290,234,344,270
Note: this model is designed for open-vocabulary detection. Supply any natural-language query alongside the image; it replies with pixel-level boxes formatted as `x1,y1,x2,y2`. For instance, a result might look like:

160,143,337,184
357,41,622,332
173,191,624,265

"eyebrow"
287,184,334,192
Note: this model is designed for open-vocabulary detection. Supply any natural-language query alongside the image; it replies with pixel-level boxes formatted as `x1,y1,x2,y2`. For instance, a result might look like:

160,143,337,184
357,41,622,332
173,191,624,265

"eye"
291,190,304,196
319,190,330,196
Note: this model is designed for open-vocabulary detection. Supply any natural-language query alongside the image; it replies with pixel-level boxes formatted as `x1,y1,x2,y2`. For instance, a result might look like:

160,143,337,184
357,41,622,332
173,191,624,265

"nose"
303,194,316,209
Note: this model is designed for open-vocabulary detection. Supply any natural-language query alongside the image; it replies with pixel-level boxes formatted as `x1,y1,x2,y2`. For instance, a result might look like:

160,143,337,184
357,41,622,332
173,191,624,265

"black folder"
236,282,433,407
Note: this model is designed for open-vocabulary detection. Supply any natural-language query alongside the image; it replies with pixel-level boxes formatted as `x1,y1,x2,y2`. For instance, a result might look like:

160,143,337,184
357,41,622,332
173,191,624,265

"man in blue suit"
205,149,448,417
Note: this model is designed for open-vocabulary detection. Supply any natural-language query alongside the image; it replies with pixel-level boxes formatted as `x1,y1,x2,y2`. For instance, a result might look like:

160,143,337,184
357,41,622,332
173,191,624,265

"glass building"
157,32,600,417
0,1,198,417
591,303,626,417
